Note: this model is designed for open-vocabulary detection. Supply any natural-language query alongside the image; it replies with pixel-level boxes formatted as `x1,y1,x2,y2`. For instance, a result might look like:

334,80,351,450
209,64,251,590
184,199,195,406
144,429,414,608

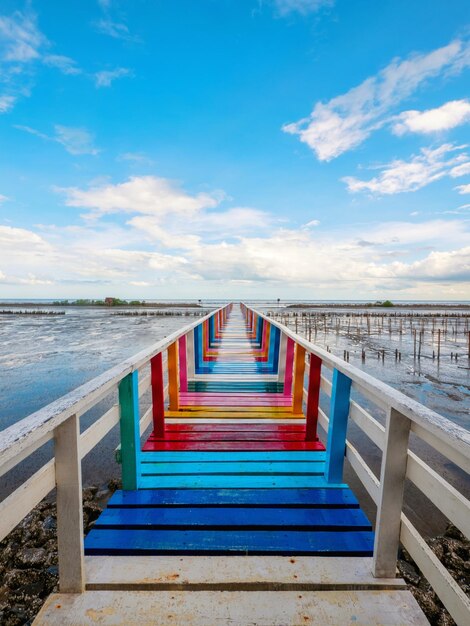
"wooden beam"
119,371,140,490
305,354,321,441
373,408,410,578
324,369,351,484
54,414,85,593
167,341,179,411
151,353,165,438
292,344,306,414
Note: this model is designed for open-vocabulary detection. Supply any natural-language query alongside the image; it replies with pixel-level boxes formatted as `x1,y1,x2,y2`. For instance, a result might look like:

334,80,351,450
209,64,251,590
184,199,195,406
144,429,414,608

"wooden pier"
1,303,469,624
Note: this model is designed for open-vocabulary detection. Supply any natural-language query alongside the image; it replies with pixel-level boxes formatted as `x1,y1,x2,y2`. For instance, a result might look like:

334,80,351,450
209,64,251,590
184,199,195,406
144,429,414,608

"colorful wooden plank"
93,507,371,531
108,488,360,508
84,529,374,556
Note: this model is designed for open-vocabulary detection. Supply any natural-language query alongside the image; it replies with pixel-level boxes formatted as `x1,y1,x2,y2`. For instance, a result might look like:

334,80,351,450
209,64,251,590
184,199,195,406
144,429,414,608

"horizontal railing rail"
0,304,229,593
245,304,470,626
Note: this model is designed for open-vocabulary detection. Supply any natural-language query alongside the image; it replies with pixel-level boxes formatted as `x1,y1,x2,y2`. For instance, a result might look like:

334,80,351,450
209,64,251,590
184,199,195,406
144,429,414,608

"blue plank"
84,529,374,556
138,475,347,489
140,461,325,476
108,488,360,508
93,507,372,530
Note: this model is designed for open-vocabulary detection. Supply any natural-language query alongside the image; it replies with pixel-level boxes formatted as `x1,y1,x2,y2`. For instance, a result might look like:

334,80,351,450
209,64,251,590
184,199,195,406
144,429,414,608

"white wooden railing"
250,305,470,626
0,306,223,593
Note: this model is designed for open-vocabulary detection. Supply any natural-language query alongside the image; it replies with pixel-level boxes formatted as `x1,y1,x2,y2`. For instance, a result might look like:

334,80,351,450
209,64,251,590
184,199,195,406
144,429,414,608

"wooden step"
84,555,406,590
34,589,428,625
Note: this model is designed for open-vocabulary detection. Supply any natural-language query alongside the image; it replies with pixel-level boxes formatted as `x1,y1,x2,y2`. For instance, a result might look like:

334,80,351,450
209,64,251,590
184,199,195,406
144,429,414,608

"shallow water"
0,307,209,431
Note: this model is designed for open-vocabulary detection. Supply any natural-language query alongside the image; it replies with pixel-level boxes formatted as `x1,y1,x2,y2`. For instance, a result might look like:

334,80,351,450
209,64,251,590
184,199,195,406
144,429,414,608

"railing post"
292,343,306,414
119,371,141,490
305,354,321,441
54,413,85,593
186,330,195,379
151,353,165,438
168,341,179,410
373,408,411,577
324,369,351,483
178,335,188,392
277,332,287,383
283,337,295,397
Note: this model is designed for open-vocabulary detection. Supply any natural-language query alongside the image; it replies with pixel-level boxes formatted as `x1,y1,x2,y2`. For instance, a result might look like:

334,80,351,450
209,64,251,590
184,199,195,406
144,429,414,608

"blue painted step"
107,488,360,508
84,529,374,556
92,506,372,531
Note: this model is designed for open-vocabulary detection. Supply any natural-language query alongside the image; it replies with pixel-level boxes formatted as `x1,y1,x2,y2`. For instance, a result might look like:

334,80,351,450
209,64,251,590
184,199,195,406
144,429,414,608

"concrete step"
84,555,405,591
34,589,429,625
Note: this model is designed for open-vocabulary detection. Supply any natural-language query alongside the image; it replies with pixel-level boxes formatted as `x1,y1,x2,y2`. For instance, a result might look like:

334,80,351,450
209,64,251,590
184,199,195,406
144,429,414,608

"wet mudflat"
0,306,208,500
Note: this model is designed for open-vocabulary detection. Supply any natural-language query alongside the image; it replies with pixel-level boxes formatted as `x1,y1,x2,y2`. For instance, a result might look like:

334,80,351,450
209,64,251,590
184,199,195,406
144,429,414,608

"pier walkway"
1,303,468,623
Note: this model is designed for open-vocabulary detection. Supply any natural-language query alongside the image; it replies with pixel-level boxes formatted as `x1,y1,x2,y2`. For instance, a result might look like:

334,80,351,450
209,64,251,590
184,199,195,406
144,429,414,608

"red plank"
142,441,325,451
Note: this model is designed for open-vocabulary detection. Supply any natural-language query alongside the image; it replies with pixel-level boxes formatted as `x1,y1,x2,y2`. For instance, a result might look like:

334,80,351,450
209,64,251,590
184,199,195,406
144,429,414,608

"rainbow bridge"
1,304,469,624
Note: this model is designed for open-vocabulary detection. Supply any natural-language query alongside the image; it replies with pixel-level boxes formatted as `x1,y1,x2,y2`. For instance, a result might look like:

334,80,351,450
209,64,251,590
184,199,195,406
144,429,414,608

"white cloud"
118,152,153,164
302,219,320,228
0,225,51,250
95,19,132,40
343,144,469,195
43,54,81,75
15,124,99,155
0,194,9,203
455,184,470,194
272,0,334,16
0,10,45,62
0,95,16,113
93,67,130,88
384,247,470,282
283,39,470,160
393,99,470,135
1,205,469,297
0,9,83,110
54,125,99,155
58,175,224,218
449,161,470,178
94,0,138,42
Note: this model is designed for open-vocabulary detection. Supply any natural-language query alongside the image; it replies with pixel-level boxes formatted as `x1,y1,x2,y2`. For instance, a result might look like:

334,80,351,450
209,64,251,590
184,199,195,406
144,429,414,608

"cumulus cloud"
58,175,224,219
455,183,470,194
393,99,470,135
1,210,469,297
283,39,470,160
343,144,469,195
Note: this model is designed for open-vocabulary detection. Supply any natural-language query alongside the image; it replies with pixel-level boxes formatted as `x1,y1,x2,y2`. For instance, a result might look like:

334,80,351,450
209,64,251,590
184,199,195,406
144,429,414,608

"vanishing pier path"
1,303,468,623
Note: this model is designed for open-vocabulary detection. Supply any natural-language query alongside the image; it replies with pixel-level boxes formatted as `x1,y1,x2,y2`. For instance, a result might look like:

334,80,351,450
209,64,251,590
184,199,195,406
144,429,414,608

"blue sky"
0,0,469,300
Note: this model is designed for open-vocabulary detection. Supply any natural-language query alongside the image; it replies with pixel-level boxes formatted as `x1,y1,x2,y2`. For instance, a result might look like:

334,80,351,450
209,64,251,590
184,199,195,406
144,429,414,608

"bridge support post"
119,371,141,490
373,408,410,577
324,369,351,483
54,413,85,593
